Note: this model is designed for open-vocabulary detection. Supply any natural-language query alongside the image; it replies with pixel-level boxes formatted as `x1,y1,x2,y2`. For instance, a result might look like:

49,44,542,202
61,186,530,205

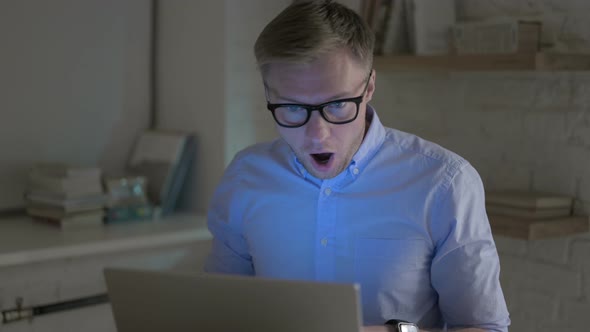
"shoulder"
381,127,471,187
210,138,289,216
229,138,292,173
220,138,297,191
233,138,286,160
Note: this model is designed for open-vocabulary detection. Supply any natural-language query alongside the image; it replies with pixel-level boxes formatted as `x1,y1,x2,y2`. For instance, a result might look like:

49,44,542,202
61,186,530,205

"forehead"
263,49,367,103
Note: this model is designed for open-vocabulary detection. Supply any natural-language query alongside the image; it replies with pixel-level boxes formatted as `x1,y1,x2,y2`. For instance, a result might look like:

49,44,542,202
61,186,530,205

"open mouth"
311,153,333,165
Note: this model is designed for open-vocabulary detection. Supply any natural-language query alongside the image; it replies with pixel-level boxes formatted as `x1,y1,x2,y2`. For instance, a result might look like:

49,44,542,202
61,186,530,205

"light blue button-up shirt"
205,106,510,331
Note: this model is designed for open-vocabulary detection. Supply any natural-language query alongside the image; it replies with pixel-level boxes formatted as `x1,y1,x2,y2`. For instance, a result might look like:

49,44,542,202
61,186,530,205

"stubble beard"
294,127,365,180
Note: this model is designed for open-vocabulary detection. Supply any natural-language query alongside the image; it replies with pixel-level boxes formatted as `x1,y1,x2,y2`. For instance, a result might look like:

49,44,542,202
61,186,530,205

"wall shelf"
489,215,590,240
374,52,590,71
0,213,211,267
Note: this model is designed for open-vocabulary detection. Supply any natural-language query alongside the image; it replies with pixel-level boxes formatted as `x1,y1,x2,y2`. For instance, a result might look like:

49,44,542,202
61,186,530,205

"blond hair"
254,0,374,72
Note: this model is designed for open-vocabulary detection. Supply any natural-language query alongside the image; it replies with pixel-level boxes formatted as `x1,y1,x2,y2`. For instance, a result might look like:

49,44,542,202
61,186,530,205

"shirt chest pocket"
354,238,431,278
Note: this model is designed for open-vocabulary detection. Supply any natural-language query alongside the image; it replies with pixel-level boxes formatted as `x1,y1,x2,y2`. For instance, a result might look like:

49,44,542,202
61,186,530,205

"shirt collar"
350,105,386,172
292,104,386,182
293,153,310,180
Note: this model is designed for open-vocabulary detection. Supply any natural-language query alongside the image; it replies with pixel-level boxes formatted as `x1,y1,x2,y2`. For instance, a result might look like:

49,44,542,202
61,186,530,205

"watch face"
399,323,419,332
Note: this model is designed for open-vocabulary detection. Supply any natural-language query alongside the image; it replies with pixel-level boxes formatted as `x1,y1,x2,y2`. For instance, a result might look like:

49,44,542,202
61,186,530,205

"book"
127,130,195,216
105,204,154,223
405,0,456,55
26,193,107,211
381,0,410,55
27,205,104,220
486,204,572,220
28,172,102,192
33,210,105,230
371,0,391,55
25,202,103,216
360,0,378,27
25,162,105,205
27,174,103,198
363,0,409,55
27,188,104,200
485,190,574,210
489,215,590,240
31,162,102,179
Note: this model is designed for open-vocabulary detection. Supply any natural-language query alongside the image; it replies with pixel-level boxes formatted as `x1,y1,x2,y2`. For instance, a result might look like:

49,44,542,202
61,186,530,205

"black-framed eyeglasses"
266,70,373,128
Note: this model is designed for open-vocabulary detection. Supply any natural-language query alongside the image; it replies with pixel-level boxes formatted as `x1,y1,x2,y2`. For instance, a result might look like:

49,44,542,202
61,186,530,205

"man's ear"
365,69,376,103
262,81,271,101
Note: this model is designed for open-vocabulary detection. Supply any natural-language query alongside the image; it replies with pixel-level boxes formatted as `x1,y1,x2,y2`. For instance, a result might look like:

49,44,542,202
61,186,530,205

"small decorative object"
104,176,149,207
104,176,153,223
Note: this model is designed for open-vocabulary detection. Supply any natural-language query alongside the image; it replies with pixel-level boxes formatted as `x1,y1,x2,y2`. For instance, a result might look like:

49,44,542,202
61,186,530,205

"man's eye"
325,101,347,110
286,106,305,112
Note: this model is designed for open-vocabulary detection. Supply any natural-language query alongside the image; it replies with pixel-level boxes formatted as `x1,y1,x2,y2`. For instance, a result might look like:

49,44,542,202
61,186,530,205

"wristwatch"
385,319,419,332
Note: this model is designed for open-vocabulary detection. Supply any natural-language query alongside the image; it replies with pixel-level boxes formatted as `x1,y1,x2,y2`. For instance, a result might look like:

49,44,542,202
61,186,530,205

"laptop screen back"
105,268,362,332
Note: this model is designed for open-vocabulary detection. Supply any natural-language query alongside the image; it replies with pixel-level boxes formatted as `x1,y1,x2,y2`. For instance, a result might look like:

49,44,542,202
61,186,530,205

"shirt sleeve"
429,163,511,332
203,153,254,275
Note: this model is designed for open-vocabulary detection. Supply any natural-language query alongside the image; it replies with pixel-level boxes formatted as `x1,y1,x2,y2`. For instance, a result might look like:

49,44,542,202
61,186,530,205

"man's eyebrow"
264,82,302,102
264,81,356,104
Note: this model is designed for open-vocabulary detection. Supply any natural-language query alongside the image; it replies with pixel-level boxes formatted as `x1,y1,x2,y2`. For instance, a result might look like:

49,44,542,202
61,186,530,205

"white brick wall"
374,73,590,213
494,235,590,331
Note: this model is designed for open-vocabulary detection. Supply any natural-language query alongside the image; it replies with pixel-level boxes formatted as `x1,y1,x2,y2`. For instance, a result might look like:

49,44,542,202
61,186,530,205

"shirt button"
321,238,328,246
324,188,332,196
353,168,359,175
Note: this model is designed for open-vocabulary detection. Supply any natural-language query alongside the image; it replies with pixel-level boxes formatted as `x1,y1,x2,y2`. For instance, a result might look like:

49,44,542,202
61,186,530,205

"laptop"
104,268,363,332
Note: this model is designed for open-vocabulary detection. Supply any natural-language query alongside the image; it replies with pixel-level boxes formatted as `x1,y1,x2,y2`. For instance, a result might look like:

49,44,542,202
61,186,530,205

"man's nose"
305,111,330,142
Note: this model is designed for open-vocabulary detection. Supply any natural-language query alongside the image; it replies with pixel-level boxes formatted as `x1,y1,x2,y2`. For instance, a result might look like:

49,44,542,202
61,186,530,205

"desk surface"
0,213,210,268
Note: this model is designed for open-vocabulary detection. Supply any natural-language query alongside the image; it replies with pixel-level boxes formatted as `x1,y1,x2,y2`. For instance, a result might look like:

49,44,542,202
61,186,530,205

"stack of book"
25,163,107,230
486,190,589,239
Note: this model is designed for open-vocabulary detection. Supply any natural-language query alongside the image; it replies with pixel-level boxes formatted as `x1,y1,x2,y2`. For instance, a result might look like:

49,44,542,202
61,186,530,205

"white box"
452,19,541,54
405,0,456,55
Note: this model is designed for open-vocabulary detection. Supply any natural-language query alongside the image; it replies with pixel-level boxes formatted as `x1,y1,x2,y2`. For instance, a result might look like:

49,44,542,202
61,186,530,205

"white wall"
224,0,290,163
99,0,154,178
157,0,295,213
0,0,152,210
156,1,226,213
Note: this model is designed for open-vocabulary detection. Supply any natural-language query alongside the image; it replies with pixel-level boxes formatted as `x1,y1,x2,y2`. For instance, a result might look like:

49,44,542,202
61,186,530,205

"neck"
363,106,373,138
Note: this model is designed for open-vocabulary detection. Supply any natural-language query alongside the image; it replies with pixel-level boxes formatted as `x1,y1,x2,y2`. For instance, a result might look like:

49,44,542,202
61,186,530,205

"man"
204,1,510,331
